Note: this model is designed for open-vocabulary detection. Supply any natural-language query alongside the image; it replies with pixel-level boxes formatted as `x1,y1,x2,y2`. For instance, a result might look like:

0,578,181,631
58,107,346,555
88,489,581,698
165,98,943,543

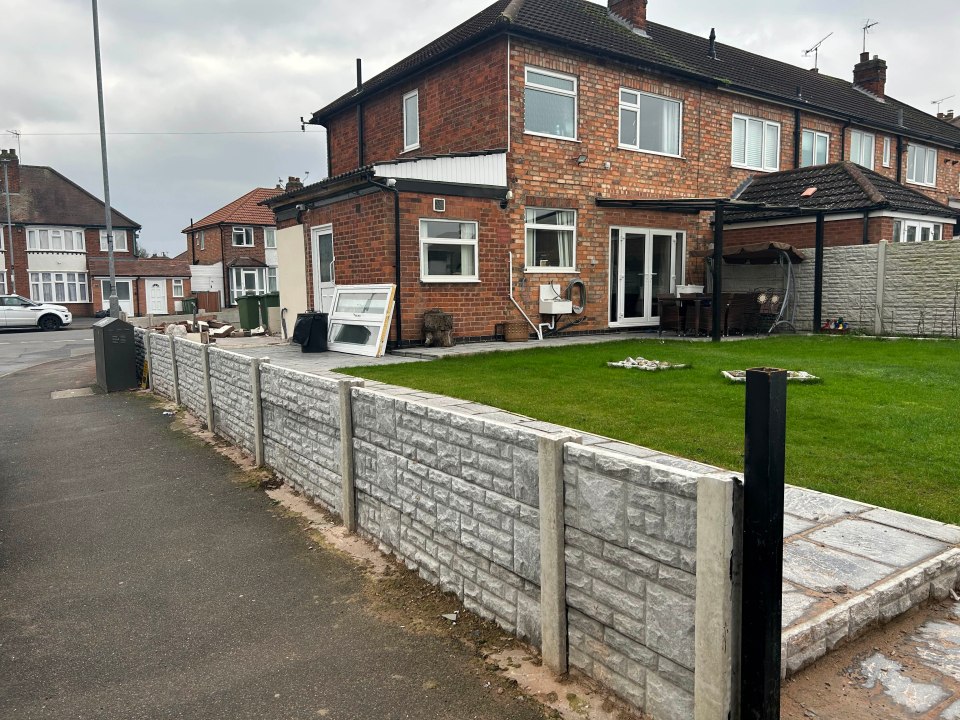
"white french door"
311,225,336,313
609,227,685,327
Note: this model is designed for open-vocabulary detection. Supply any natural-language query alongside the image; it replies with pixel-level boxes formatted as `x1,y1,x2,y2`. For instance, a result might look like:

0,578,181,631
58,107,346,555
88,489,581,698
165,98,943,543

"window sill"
420,278,481,284
619,146,685,160
906,179,937,189
402,144,421,155
523,131,580,143
731,163,779,173
26,249,88,254
524,267,578,274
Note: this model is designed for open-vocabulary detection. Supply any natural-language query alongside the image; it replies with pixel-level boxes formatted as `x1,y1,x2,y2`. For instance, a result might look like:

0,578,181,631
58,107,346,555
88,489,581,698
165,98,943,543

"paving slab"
783,513,816,538
783,486,871,522
809,519,948,568
862,508,960,545
782,582,820,627
783,539,896,592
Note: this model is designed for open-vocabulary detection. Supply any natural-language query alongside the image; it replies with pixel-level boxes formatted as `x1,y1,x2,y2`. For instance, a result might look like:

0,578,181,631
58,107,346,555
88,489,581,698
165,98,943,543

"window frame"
618,87,683,157
523,66,579,142
172,279,184,298
524,208,577,273
267,267,278,293
0,272,6,294
99,229,128,252
800,129,830,167
731,114,781,172
892,218,944,243
402,89,420,153
906,143,937,187
28,271,89,303
848,129,876,170
264,227,277,249
327,284,397,358
882,137,892,168
232,226,255,247
27,227,86,252
230,266,266,304
418,218,480,283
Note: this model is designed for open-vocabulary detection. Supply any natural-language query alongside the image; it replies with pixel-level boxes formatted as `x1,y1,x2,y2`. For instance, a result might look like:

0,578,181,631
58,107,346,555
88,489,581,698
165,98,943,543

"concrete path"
0,358,546,720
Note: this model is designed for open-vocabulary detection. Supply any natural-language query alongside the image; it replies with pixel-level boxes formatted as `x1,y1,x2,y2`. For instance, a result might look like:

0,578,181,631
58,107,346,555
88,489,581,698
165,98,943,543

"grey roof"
0,165,139,228
726,162,959,223
311,0,960,149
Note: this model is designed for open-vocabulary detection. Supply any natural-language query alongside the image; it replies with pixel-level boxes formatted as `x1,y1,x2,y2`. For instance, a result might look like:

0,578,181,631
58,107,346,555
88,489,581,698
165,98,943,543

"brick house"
0,149,149,317
87,256,192,317
183,186,283,308
264,0,960,344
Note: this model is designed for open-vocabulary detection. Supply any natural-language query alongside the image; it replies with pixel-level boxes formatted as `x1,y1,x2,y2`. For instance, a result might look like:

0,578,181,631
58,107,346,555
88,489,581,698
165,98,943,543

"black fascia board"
392,178,507,199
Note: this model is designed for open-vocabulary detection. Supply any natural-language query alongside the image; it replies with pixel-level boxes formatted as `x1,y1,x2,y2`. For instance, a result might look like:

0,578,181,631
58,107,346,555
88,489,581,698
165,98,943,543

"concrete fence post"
202,345,214,432
694,474,744,720
538,431,579,674
338,378,365,532
874,240,888,336
169,336,181,406
250,357,268,467
144,332,154,393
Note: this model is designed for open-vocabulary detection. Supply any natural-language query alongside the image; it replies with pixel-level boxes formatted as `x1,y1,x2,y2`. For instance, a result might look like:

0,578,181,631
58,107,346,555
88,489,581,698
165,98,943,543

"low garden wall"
138,332,743,720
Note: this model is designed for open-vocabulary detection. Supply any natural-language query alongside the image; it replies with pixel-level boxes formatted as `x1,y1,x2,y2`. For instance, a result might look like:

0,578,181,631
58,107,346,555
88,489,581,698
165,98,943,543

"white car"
0,295,73,331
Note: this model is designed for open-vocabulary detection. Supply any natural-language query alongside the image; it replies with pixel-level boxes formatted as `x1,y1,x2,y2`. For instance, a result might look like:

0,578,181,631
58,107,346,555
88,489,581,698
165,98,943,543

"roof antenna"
802,32,833,72
861,19,879,54
708,28,717,59
932,95,956,114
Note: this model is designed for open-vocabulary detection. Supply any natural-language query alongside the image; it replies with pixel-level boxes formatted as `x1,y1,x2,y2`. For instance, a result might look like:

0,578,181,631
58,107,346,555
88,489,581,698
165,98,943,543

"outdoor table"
658,294,712,336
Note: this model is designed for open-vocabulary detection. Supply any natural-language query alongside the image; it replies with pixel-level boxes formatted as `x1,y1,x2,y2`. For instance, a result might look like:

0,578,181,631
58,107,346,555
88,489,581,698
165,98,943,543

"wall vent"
433,198,446,213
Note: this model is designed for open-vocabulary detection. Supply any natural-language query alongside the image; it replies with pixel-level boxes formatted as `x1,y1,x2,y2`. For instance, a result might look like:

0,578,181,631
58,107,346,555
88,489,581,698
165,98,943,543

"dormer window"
403,90,420,152
232,226,254,247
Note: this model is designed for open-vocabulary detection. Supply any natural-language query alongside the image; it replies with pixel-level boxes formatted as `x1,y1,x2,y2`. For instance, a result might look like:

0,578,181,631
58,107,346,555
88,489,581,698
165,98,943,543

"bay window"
525,208,576,271
419,219,479,282
619,89,681,156
732,114,780,171
29,272,89,303
27,227,86,252
230,267,266,303
524,67,577,140
907,144,937,186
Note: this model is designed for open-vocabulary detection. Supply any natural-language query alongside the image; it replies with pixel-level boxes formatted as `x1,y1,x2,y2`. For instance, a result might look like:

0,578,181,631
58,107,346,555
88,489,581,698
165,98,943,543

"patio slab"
809,519,947,568
783,539,896,592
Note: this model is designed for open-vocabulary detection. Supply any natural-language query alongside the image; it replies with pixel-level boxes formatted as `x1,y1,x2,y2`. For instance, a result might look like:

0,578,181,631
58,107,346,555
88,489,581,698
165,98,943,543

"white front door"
609,227,685,326
311,225,336,313
147,279,167,315
101,279,135,316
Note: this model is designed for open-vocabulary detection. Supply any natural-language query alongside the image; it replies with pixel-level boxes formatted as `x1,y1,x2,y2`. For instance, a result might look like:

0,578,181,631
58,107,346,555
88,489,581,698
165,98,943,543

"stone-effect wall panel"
173,339,206,419
208,348,255,454
150,334,175,399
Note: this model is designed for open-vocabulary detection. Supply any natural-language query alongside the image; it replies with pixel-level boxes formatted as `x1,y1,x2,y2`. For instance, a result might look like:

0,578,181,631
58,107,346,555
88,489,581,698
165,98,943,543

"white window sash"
100,230,127,252
232,227,254,247
731,114,779,171
264,227,277,249
882,137,892,167
172,279,184,298
327,284,397,358
524,210,577,271
403,90,420,152
524,66,578,140
419,219,480,282
618,88,682,156
850,130,875,170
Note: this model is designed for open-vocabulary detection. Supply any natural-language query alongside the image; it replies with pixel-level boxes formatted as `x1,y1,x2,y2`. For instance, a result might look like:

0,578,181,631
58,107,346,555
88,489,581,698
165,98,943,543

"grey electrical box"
93,316,137,392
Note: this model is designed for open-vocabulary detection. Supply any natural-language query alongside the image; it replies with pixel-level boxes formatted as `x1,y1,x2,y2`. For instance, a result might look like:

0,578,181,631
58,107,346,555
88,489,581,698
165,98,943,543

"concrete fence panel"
173,339,206,419
208,348,256,454
149,334,175,400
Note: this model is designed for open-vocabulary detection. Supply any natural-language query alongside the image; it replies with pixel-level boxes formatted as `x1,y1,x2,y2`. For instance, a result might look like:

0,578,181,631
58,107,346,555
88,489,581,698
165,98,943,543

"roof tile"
185,188,282,232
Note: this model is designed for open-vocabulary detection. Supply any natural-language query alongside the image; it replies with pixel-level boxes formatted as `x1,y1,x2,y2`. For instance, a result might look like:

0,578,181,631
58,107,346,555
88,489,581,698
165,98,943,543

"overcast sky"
3,0,957,256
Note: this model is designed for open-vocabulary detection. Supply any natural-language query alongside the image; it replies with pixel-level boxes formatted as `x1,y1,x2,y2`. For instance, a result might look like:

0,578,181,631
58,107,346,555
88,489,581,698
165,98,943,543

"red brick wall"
188,225,270,267
325,38,509,176
725,216,954,250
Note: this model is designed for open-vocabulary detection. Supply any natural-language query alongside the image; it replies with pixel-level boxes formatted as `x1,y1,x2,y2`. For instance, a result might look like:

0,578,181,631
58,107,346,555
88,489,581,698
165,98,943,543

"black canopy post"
813,212,825,332
712,203,725,342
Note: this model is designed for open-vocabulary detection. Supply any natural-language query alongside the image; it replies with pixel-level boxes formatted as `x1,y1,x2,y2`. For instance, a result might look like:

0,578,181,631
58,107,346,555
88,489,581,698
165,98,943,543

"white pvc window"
172,279,184,298
732,114,780,171
232,227,254,247
619,89,681,156
403,90,420,152
524,67,577,140
264,227,277,249
800,130,830,167
327,284,397,358
849,130,875,170
907,144,937,187
29,271,88,303
0,226,3,251
419,219,479,282
267,267,278,293
230,267,266,303
882,137,892,167
0,272,6,294
198,230,205,250
893,219,943,243
99,229,128,252
27,227,85,252
525,208,576,272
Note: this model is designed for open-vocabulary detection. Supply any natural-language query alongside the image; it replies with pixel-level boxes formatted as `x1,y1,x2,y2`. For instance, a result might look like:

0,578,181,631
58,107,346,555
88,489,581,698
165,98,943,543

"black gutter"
369,179,403,345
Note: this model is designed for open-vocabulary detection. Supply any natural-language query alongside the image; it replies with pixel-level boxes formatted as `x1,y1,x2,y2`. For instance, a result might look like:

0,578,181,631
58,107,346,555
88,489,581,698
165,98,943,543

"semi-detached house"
265,0,960,345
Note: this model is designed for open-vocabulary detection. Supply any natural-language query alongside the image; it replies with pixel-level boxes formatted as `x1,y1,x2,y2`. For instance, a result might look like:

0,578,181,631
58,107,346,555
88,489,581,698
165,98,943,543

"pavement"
0,357,548,720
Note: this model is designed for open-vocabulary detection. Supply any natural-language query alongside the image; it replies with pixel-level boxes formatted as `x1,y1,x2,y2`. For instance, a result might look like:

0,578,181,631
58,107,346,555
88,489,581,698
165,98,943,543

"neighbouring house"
264,0,960,345
182,185,286,308
87,256,192,317
0,148,144,317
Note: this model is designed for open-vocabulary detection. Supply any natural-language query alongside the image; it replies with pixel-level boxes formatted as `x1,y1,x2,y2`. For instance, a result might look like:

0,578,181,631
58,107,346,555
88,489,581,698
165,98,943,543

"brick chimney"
853,52,887,98
284,176,304,192
608,0,648,32
0,149,20,194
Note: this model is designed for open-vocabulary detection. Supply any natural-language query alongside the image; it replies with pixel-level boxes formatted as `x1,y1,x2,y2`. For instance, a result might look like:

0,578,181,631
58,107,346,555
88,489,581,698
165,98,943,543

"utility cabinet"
93,316,137,392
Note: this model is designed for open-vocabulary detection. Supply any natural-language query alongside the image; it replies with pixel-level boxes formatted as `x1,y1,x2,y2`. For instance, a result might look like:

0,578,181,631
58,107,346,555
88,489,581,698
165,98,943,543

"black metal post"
740,367,787,720
813,212,825,332
712,203,724,342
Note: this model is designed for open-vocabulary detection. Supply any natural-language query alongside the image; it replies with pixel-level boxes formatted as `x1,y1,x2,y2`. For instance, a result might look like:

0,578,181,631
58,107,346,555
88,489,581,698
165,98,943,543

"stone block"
645,672,694,720
575,469,627,544
513,521,540,583
646,583,695,670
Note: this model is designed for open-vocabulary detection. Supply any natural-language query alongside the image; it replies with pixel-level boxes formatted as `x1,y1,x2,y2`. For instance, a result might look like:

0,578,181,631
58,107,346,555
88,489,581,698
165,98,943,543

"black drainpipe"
793,109,802,169
862,211,870,245
896,135,904,183
839,119,852,159
220,224,229,307
369,179,402,345
356,59,364,168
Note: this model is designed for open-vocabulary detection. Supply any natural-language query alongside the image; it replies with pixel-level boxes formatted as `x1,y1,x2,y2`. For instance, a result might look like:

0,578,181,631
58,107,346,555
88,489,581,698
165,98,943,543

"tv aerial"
862,19,879,53
932,95,955,114
802,32,833,71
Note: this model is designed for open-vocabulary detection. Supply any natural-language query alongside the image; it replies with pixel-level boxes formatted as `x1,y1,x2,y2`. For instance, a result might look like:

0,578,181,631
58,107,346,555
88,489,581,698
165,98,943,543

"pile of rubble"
152,318,271,343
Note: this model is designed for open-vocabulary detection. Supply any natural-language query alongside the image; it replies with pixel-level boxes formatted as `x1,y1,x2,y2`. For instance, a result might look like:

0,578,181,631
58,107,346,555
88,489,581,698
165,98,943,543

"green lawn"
342,336,960,525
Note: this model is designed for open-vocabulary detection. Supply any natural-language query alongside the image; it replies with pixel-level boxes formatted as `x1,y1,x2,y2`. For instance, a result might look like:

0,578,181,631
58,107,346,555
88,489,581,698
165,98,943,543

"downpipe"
508,252,542,340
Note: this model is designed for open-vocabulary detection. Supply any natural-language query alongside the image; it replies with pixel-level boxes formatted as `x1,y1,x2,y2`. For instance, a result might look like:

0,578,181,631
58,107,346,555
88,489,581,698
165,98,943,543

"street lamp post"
1,159,15,295
91,0,119,317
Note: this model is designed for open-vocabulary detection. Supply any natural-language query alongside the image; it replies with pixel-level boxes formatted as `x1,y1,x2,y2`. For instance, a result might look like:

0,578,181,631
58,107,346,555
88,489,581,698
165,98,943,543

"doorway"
609,227,685,326
311,225,336,313
101,279,135,317
147,279,167,315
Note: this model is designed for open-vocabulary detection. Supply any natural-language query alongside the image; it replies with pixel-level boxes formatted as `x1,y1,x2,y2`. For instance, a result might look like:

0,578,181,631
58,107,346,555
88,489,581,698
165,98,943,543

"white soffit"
373,152,507,187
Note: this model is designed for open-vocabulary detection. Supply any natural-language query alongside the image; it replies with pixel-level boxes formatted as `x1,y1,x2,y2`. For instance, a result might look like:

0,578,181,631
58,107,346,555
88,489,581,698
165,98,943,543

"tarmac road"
0,318,96,378
0,357,546,720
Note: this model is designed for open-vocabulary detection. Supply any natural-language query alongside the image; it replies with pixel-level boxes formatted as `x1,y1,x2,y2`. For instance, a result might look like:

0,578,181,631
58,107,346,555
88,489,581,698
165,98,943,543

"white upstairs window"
732,114,780,172
849,129,875,170
100,229,128,252
403,90,420,152
28,227,86,252
906,144,937,186
264,227,277,249
524,67,577,140
619,89,681,156
800,130,830,167
882,137,892,167
232,227,254,247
